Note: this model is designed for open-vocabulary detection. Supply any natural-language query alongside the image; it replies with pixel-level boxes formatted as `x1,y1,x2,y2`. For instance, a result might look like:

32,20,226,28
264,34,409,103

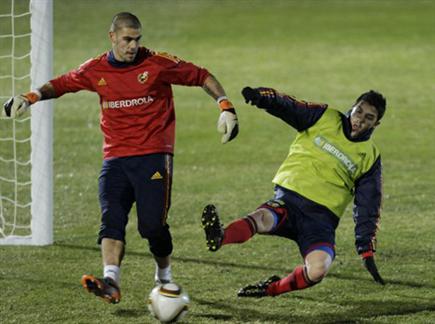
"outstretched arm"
241,86,327,131
202,74,239,144
3,57,98,118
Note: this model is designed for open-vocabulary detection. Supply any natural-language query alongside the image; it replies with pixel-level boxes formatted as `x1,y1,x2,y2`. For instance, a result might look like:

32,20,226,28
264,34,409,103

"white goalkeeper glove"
216,97,239,144
2,90,41,118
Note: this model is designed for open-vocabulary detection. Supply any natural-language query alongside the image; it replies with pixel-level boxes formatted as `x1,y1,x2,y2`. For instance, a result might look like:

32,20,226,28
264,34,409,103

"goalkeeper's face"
110,27,142,63
349,100,380,138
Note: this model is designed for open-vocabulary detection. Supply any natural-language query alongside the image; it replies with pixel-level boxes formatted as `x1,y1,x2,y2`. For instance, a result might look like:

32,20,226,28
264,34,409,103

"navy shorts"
260,186,339,258
98,153,173,243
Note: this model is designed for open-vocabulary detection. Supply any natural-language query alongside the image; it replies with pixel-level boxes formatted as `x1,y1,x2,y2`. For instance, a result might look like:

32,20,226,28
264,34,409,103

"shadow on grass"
56,242,435,291
329,272,435,289
55,241,288,272
191,296,435,323
112,308,148,318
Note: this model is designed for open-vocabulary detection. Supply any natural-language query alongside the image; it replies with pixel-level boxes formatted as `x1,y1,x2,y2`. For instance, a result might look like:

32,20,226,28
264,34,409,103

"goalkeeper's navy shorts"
97,153,173,243
259,185,339,258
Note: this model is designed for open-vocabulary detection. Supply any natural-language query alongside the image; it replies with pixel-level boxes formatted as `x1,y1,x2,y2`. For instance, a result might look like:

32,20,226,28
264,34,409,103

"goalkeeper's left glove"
360,250,385,285
217,97,238,144
3,91,41,118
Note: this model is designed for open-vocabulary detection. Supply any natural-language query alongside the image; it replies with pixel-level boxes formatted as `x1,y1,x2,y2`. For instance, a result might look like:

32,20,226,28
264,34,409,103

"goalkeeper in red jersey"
202,86,386,297
3,12,238,304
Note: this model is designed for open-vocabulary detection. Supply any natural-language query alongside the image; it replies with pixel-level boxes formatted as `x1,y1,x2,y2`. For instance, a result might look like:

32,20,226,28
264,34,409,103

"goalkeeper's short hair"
110,12,141,32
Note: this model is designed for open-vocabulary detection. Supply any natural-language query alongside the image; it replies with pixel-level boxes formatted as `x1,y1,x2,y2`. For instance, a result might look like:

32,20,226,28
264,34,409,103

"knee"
98,224,126,244
248,208,275,233
305,261,329,282
305,250,333,283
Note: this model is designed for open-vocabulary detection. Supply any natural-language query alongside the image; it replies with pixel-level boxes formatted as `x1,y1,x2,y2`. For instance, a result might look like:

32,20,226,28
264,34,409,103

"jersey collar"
107,48,148,68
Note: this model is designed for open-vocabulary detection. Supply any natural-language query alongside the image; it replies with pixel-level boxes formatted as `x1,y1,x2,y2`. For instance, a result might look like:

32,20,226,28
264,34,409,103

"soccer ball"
147,282,190,323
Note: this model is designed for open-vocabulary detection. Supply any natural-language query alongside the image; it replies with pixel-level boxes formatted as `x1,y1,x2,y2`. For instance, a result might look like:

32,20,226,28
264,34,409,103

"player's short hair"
355,90,387,121
110,12,141,32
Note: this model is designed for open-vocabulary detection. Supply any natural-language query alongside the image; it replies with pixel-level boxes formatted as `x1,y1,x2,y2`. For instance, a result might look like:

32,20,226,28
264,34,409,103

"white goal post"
0,0,53,245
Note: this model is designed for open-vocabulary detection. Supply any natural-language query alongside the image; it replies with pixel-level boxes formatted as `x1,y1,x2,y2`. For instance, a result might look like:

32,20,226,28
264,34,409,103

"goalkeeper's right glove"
2,91,41,118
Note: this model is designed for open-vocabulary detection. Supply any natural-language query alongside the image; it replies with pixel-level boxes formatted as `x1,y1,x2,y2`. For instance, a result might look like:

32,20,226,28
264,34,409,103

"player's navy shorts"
98,153,173,243
260,185,339,258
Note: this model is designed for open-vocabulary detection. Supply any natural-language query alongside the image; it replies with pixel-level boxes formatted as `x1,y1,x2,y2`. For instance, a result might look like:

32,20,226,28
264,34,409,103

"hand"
241,86,276,108
241,87,262,105
217,108,239,144
361,251,385,285
3,93,37,118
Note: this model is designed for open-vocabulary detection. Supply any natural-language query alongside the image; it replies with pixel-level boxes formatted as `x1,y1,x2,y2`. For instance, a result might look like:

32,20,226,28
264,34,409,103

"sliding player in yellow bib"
202,86,386,297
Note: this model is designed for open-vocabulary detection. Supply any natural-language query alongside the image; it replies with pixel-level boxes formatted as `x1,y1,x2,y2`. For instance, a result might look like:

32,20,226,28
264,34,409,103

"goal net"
0,0,53,245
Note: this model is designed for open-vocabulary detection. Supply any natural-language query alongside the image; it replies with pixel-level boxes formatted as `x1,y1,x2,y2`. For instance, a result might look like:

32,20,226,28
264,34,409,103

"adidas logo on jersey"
98,78,107,86
151,171,163,180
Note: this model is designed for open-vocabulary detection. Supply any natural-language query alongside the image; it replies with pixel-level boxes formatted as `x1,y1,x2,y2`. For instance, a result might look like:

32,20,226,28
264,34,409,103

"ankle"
155,264,172,283
104,265,120,285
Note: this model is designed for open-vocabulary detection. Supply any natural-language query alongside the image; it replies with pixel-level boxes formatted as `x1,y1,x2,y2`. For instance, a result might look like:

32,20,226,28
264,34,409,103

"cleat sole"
201,204,224,252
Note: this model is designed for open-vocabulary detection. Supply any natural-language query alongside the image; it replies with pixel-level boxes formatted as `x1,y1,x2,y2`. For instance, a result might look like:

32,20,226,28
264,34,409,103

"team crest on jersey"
137,71,149,84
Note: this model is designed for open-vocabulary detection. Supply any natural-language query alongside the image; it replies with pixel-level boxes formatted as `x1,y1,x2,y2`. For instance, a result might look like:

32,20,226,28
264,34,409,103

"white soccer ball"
147,283,190,323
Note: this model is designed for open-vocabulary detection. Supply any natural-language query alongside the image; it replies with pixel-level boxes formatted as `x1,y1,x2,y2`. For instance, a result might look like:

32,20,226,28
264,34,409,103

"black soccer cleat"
237,275,281,298
81,275,121,304
201,204,224,252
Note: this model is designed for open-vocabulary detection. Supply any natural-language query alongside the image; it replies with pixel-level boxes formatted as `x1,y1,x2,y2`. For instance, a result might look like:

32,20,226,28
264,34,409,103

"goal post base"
0,235,32,245
0,235,52,246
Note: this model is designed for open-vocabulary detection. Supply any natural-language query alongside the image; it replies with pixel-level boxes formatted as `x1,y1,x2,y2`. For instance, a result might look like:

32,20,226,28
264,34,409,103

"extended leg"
201,204,275,251
238,247,333,297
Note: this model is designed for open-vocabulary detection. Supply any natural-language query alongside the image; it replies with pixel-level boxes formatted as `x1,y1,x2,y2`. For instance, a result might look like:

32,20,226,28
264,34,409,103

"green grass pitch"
1,0,435,323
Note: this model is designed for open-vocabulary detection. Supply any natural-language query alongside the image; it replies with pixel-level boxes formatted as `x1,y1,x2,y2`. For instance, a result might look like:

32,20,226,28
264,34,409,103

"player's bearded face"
349,101,380,138
110,27,141,62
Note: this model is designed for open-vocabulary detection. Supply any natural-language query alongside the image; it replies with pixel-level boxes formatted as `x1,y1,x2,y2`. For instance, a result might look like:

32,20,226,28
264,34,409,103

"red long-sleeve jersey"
50,47,210,159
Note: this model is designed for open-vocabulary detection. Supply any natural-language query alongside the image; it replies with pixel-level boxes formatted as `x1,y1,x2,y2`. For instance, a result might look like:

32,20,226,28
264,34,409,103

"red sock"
222,217,256,245
266,266,316,296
